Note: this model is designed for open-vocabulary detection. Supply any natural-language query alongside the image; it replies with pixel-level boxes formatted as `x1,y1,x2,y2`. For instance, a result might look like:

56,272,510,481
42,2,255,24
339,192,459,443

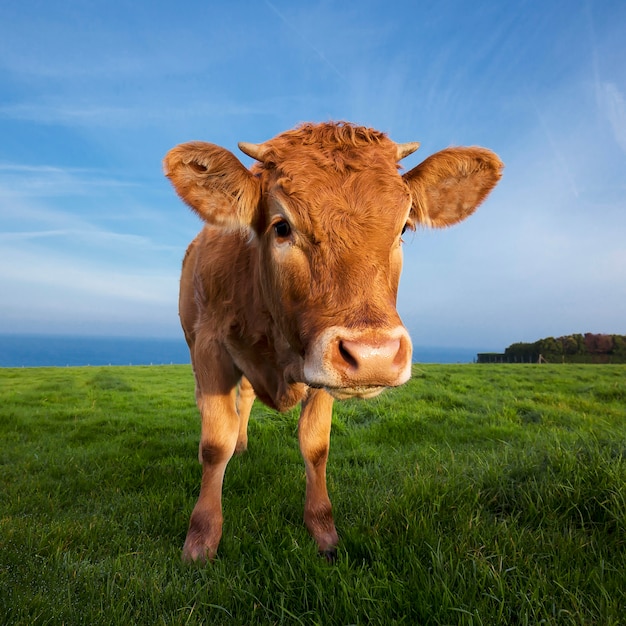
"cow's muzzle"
303,326,413,397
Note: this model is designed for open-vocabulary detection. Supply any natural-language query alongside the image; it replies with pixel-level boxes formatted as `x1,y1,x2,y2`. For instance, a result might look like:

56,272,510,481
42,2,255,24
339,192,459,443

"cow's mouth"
324,385,386,400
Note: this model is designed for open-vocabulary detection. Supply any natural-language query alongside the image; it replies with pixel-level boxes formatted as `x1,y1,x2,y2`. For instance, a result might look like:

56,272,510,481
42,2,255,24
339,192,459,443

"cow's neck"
225,237,307,411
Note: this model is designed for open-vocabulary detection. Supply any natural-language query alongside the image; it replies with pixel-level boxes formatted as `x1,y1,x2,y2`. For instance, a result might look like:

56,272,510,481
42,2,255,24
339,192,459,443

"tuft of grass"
1,364,625,625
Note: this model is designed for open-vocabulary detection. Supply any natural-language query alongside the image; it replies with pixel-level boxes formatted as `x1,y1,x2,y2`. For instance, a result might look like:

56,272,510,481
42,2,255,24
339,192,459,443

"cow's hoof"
181,548,212,565
234,441,248,455
181,538,216,565
319,548,338,563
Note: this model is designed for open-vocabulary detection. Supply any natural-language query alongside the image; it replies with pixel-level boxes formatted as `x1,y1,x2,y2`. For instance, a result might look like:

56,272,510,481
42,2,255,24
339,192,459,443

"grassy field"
1,364,624,625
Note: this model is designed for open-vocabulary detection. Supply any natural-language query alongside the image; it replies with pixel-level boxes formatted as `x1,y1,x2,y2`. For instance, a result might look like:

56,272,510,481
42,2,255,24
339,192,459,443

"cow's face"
165,123,502,398
251,135,414,398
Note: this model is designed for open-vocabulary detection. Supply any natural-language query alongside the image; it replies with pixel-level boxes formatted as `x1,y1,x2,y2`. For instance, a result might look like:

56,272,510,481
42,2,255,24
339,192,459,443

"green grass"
1,364,625,625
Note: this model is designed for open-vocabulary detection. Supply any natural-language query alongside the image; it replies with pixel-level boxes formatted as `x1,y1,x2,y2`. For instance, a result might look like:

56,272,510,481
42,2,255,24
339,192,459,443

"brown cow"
164,121,502,562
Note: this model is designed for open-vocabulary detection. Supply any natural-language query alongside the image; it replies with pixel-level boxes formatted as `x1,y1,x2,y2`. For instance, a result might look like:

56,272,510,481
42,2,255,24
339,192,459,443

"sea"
0,335,483,368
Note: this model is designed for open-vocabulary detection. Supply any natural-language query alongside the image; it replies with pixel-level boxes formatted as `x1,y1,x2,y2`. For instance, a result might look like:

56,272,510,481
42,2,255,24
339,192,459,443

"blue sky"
1,0,625,350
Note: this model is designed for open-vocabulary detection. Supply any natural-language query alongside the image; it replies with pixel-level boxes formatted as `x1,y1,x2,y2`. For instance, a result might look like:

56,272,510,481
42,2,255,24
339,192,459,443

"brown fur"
164,121,503,562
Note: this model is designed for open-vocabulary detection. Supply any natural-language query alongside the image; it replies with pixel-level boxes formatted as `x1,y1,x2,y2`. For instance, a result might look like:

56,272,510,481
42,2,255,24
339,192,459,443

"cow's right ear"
163,142,261,228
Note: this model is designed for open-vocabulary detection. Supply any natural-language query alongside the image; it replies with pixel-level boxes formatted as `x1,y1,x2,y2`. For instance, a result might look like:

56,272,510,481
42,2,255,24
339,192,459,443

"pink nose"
303,326,413,392
331,335,410,386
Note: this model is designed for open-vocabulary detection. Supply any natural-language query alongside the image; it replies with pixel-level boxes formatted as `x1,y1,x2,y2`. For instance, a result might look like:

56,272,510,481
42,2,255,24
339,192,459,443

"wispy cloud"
0,243,178,303
0,97,302,129
597,82,626,154
586,1,626,155
529,98,580,198
264,0,346,80
0,228,179,252
0,162,137,197
0,101,137,125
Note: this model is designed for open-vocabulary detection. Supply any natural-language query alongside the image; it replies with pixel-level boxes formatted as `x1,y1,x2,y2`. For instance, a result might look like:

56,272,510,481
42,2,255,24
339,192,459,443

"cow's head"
164,122,502,399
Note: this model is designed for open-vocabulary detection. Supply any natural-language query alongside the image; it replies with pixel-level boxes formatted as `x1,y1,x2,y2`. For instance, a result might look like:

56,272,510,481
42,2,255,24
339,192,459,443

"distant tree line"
477,333,626,364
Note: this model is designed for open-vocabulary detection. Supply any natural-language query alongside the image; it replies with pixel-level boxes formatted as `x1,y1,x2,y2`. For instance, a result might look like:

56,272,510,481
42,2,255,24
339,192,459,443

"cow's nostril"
338,340,358,369
335,337,402,376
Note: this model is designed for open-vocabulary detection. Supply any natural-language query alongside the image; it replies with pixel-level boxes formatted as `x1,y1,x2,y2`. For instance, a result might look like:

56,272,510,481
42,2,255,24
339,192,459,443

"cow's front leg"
234,376,255,454
298,388,339,559
183,348,240,563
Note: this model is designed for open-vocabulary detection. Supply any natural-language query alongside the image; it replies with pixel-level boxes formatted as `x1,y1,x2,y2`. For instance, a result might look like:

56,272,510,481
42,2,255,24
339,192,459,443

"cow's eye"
401,223,408,235
274,220,291,238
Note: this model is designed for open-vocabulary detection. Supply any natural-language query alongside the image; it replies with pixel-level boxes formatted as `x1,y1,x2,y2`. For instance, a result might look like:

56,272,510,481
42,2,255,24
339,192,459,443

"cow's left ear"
164,142,261,229
403,147,503,228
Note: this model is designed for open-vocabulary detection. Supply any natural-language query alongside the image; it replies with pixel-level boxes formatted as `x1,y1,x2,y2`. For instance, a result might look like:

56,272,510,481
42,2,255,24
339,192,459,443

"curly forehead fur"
253,122,409,257
250,122,410,243
251,121,401,178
